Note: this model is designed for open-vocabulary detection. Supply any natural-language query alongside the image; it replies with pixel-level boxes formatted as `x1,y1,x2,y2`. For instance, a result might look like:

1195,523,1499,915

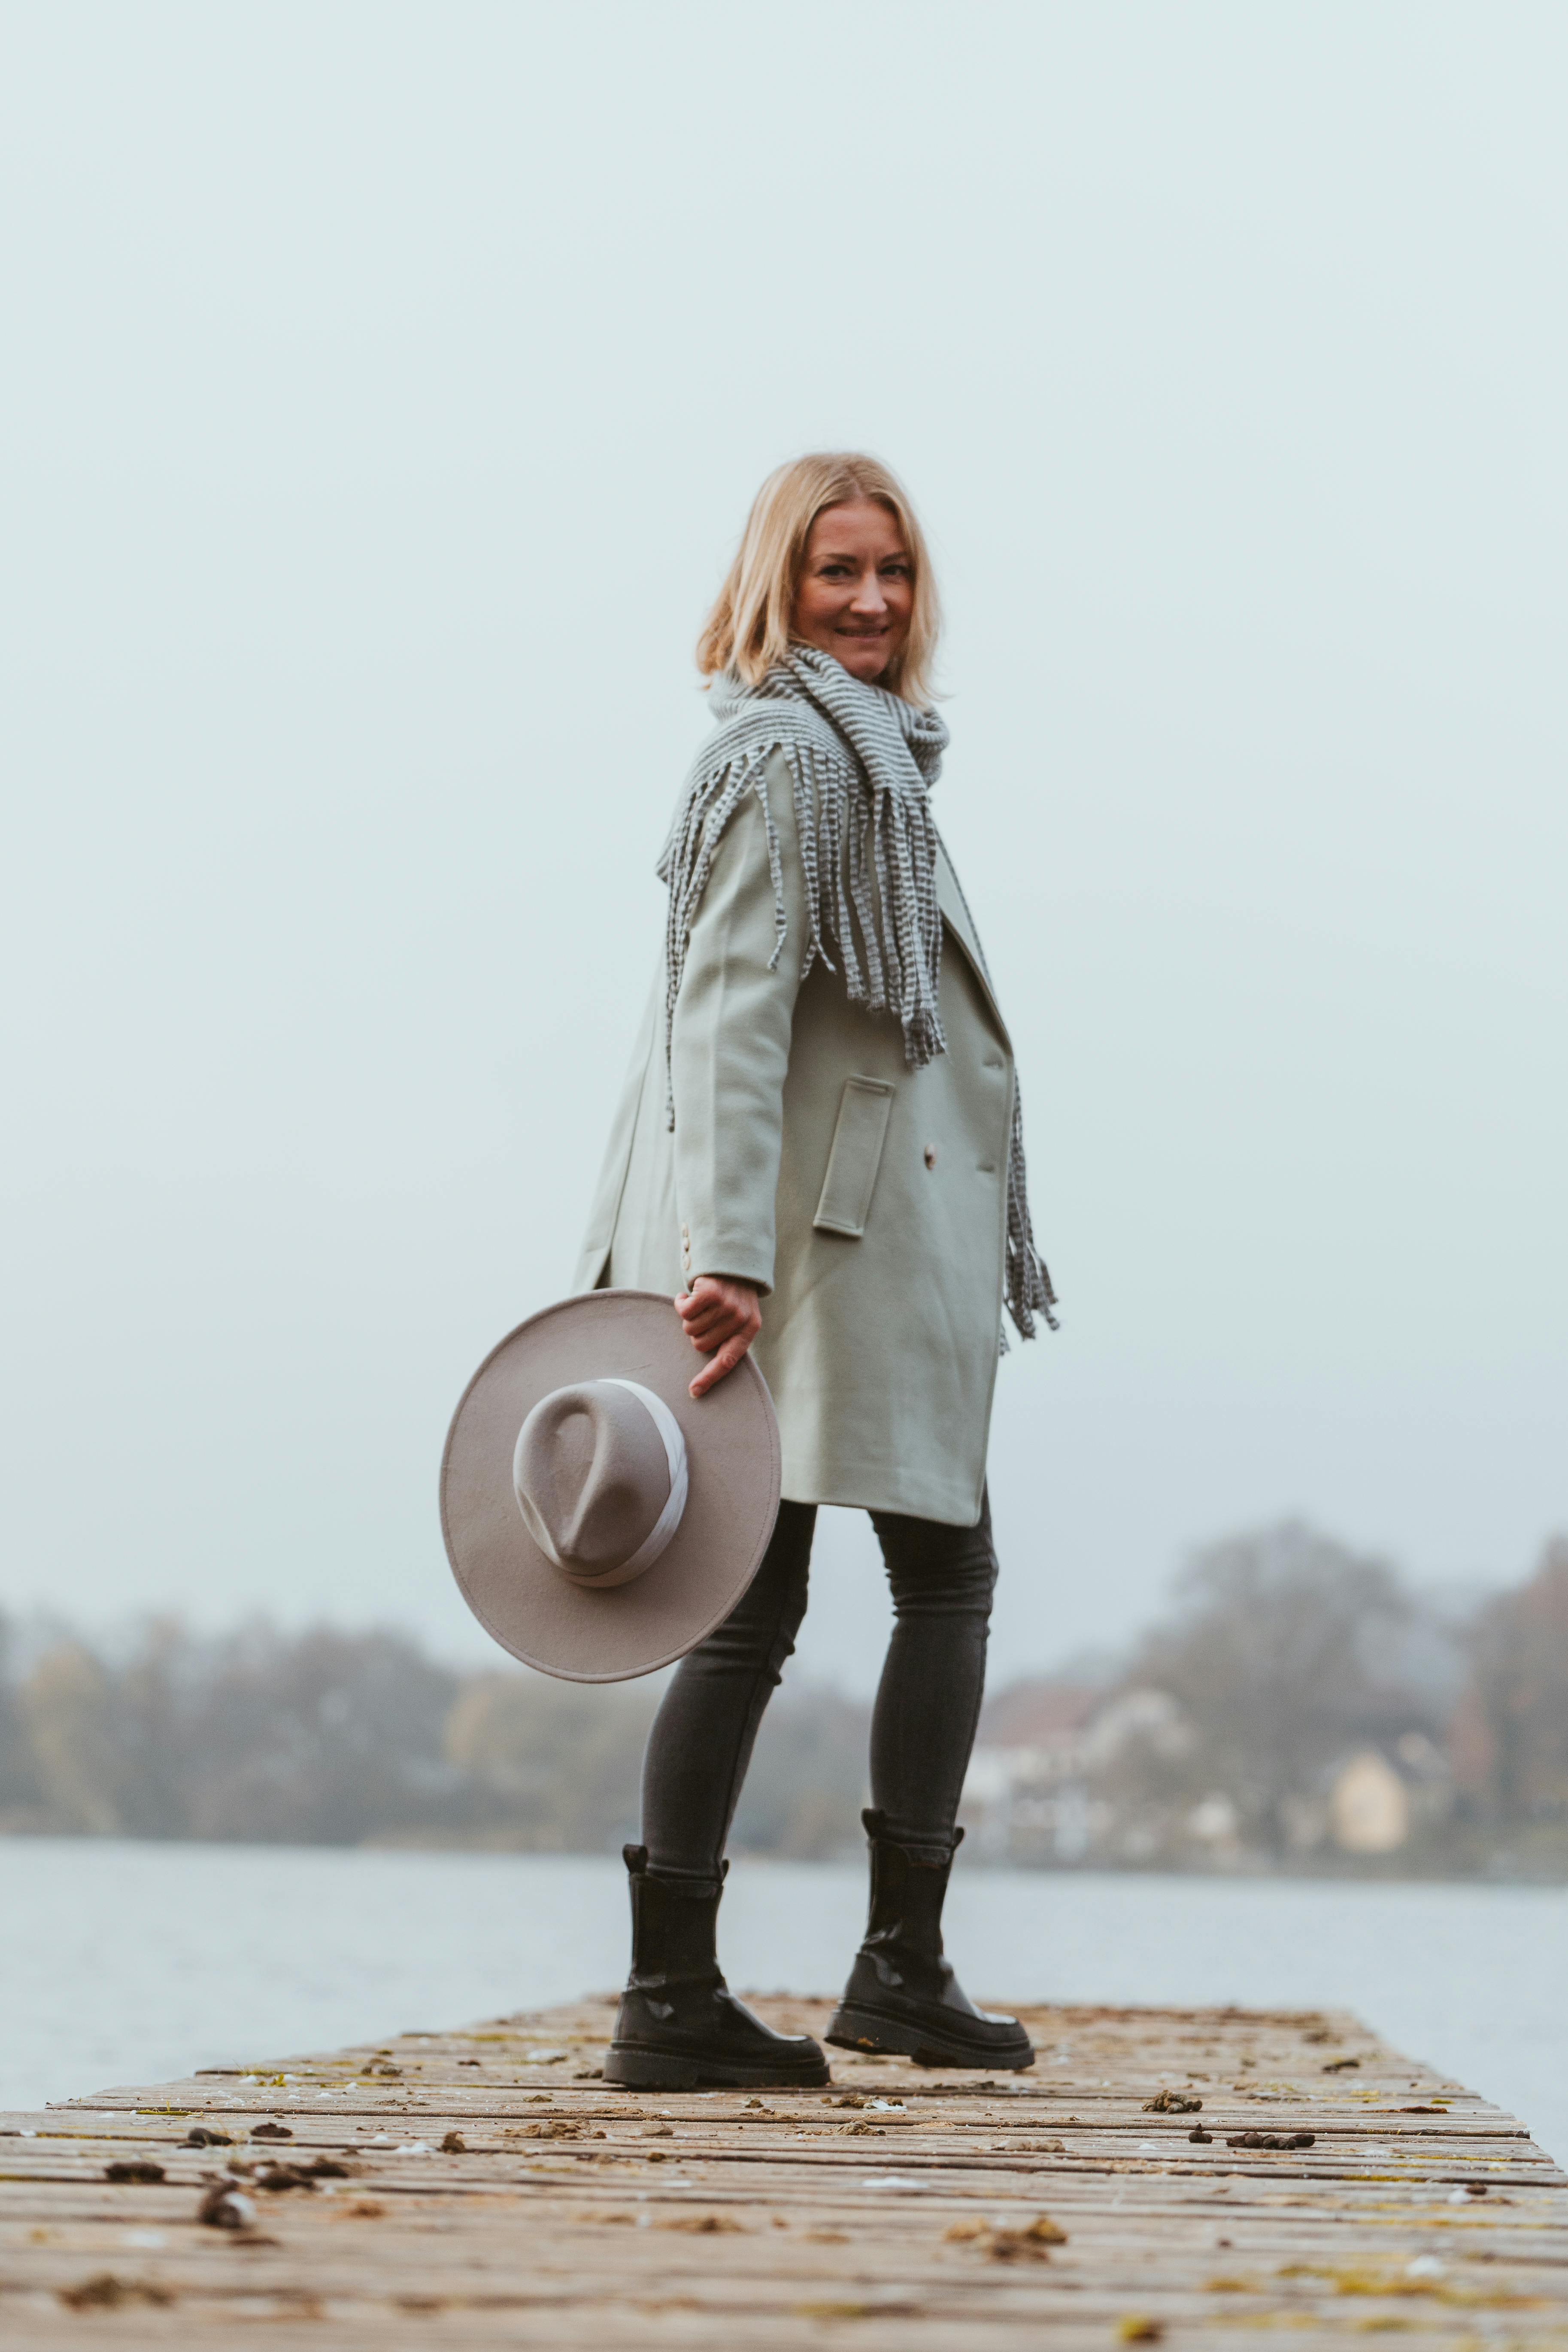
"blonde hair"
697,452,940,705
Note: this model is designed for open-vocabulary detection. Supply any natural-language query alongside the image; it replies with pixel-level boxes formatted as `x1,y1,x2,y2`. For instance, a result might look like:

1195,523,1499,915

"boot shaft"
623,1843,725,1986
861,1809,959,1962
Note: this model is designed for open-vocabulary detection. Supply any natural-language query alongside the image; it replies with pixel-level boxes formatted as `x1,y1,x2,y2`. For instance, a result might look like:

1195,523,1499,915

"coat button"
923,1145,937,1169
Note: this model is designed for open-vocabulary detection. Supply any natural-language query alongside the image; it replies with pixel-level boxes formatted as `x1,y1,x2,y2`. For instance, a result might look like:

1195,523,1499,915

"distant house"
972,1679,1104,1763
1329,1751,1409,1852
1327,1734,1453,1856
962,1682,1104,1863
967,1677,1455,1872
964,1682,1198,1866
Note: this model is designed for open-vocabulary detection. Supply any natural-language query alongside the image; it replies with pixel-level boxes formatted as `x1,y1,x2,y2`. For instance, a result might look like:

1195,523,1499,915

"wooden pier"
3,1993,1565,2346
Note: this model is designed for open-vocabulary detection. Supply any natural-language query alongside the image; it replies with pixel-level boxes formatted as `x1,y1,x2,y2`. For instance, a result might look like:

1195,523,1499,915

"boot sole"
825,2000,1034,2072
604,2042,830,2091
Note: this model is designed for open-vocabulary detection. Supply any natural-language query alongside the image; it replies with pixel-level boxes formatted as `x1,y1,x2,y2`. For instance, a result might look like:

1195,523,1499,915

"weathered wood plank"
3,1997,1564,2347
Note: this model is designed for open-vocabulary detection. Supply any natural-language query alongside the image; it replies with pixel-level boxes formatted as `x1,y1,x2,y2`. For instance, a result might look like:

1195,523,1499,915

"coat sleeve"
670,748,807,1296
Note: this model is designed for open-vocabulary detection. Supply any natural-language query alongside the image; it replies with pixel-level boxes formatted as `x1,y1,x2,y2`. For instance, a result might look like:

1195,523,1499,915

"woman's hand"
676,1275,762,1397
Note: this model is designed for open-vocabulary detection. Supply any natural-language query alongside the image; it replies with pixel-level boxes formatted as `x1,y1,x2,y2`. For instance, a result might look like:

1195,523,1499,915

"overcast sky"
2,3,1564,1693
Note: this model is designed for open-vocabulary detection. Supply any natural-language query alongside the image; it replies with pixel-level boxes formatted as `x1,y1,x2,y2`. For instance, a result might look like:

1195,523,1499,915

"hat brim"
440,1290,781,1682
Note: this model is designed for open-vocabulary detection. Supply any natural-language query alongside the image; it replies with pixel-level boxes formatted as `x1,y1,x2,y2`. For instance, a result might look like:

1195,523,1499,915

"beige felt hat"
440,1289,781,1682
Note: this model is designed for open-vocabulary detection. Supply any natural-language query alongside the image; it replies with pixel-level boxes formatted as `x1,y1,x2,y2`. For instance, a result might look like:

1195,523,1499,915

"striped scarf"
657,646,1057,1339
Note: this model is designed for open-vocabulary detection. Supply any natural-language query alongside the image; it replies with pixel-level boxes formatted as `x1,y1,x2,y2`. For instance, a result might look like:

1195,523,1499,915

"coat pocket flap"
813,1076,896,1239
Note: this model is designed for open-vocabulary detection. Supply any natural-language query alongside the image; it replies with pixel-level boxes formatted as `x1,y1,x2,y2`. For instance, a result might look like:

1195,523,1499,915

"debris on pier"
3,1997,1565,2344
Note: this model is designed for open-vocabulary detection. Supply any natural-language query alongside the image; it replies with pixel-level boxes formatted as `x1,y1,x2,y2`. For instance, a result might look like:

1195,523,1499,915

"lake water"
3,1839,1564,2162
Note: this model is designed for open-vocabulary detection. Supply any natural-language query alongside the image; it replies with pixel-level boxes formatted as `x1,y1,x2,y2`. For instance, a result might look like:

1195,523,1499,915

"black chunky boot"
604,1846,830,2090
826,1810,1034,2070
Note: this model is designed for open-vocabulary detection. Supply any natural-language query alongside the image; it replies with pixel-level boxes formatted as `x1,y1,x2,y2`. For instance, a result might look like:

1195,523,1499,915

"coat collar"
936,849,1011,1049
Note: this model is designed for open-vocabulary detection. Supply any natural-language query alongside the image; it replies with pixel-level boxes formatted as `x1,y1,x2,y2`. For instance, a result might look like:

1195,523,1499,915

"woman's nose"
849,568,889,612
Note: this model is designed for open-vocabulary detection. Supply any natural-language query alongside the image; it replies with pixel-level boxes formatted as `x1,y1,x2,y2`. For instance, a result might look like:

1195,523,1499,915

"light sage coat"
574,748,1016,1526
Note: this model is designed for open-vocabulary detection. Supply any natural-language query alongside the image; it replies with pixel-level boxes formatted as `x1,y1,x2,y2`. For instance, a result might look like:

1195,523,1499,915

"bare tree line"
0,1614,867,1858
0,1522,1563,1873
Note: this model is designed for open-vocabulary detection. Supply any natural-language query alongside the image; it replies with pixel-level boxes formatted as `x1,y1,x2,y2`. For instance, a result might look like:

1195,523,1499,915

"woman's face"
790,498,913,683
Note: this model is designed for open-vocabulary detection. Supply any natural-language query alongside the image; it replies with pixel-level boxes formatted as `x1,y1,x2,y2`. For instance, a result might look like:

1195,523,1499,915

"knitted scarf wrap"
656,645,1057,1339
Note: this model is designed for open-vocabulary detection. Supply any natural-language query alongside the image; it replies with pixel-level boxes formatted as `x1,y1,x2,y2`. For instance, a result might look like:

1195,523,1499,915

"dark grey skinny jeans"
640,1491,998,1888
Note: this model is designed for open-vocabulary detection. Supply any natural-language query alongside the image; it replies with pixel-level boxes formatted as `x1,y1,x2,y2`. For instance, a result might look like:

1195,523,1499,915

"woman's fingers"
677,1283,758,1343
677,1298,733,1336
676,1277,760,1387
689,1330,753,1397
679,1297,731,1338
688,1314,745,1353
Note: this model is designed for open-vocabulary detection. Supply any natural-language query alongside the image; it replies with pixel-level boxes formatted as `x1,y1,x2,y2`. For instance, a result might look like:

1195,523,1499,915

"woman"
576,452,1056,2089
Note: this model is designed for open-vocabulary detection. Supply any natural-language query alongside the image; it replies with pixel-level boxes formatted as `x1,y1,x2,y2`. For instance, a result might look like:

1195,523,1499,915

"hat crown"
513,1379,688,1588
